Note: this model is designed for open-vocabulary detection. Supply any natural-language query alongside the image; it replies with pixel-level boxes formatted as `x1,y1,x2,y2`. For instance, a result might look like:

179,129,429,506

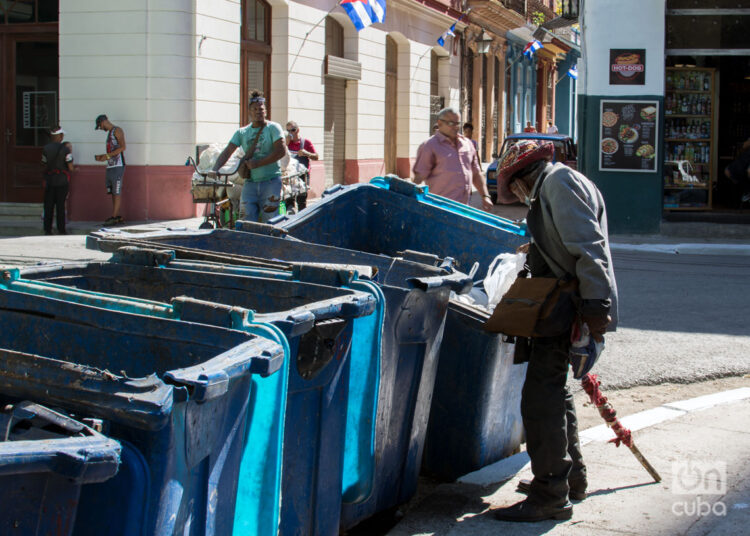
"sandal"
103,216,118,226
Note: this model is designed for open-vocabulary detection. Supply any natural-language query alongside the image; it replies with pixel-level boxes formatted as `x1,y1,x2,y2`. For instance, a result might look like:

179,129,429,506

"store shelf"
664,67,717,211
664,185,709,190
665,89,711,94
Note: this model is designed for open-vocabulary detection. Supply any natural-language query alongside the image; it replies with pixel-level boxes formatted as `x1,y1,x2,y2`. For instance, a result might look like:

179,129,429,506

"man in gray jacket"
491,139,618,523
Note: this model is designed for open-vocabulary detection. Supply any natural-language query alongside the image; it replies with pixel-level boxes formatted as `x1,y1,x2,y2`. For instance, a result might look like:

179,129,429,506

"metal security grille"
0,0,58,24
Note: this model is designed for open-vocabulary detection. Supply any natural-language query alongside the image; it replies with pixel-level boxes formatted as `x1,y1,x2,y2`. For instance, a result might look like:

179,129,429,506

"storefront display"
663,67,717,210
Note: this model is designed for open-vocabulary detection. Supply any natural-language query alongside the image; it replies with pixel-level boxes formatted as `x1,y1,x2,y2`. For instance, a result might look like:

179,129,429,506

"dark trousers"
43,181,69,234
522,334,586,507
284,192,308,213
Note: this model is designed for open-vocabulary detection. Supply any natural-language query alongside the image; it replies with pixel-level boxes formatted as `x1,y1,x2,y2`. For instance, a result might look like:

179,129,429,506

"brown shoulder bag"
483,268,579,338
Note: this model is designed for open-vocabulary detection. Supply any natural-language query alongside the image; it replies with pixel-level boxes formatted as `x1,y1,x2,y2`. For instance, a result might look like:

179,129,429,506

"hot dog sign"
610,49,646,85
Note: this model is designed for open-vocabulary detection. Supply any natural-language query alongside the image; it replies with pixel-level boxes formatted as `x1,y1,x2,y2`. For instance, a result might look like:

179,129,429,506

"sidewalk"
387,389,750,536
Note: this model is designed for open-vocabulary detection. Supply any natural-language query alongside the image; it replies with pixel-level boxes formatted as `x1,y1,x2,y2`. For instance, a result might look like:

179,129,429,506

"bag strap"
241,123,266,175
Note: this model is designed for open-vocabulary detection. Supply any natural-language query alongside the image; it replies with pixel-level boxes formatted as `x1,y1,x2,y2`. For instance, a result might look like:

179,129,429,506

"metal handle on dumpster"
1,277,175,319
407,271,473,294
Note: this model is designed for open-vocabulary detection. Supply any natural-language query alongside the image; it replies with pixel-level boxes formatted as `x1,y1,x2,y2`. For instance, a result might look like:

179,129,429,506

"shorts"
105,166,125,195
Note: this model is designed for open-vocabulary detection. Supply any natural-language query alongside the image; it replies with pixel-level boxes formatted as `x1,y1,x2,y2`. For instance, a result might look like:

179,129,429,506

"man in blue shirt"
210,90,286,222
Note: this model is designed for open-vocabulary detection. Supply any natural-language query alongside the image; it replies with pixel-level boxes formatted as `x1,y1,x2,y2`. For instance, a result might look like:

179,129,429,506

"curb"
458,387,750,487
610,242,750,256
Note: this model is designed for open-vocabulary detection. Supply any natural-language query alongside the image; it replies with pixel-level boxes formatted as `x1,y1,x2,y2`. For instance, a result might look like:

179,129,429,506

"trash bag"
193,143,246,186
281,157,309,199
483,252,526,310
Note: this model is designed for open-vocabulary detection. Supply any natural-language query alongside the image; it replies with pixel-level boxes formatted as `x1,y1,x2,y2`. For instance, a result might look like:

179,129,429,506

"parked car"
485,133,577,204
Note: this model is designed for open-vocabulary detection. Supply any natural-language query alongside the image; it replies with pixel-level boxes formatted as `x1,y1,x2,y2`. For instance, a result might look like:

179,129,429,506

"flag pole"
289,3,341,72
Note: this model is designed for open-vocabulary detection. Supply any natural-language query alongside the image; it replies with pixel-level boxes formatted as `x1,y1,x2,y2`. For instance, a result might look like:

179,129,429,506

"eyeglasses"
439,119,460,127
288,127,298,132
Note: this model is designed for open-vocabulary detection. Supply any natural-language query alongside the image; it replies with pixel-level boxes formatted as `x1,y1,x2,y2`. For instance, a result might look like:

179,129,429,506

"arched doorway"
324,17,346,186
241,0,271,125
0,3,59,202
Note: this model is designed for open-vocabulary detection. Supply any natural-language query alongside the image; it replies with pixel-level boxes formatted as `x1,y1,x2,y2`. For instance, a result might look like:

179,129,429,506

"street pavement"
1,214,749,536
388,390,750,536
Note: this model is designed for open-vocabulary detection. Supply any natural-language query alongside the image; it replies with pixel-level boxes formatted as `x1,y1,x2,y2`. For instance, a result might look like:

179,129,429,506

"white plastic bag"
193,143,246,186
483,252,527,310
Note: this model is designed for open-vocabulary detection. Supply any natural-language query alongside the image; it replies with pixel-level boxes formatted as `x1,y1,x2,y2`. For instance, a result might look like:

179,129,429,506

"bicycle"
280,165,309,215
186,156,238,229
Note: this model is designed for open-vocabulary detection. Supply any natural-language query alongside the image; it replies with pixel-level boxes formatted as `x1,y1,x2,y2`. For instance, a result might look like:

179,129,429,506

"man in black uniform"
41,127,74,235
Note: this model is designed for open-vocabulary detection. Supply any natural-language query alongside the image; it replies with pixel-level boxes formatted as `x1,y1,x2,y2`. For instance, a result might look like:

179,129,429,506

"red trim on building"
68,165,197,222
344,159,386,185
306,161,326,198
397,157,415,180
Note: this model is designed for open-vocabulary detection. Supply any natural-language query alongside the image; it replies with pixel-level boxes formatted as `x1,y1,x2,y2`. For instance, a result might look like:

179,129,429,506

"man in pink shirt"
413,107,493,211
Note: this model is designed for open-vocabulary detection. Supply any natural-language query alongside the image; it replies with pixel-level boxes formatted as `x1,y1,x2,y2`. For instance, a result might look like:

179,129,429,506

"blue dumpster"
420,302,527,480
86,225,473,529
0,277,286,536
270,176,528,280
269,178,531,482
0,400,120,536
17,252,383,536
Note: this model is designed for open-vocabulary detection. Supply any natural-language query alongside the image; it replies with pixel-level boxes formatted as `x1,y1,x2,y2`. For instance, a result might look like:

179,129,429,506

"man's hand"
582,314,611,342
481,196,494,212
95,154,108,162
516,243,530,254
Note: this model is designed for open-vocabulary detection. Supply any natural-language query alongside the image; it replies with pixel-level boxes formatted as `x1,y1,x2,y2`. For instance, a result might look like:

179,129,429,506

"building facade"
577,0,749,233
0,0,578,222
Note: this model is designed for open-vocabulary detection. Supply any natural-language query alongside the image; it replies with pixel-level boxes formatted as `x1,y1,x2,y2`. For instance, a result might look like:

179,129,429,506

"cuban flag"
522,39,543,57
437,22,456,47
568,65,578,80
341,0,386,32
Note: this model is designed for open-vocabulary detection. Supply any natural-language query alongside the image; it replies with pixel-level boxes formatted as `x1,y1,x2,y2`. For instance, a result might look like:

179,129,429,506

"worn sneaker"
493,498,573,522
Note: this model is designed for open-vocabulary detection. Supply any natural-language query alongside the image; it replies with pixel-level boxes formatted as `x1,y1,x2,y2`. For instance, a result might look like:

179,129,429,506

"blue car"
486,133,577,204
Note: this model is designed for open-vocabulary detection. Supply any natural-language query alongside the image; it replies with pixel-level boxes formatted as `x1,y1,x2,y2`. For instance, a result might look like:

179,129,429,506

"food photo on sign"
610,49,646,85
599,100,659,172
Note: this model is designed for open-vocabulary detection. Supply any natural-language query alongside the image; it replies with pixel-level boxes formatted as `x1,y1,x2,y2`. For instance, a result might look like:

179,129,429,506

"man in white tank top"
95,114,127,225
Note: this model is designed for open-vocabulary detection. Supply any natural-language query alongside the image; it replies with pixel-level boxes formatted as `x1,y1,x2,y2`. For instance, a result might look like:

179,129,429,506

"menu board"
599,100,659,172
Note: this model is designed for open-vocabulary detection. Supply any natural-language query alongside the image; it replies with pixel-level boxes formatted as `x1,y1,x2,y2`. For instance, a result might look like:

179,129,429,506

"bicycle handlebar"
185,156,244,181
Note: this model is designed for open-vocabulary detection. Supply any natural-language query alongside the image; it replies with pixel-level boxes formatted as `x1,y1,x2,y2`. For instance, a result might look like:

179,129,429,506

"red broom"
581,373,661,482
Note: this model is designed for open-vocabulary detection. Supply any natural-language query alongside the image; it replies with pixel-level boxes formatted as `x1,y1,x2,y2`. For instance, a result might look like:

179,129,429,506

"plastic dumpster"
0,400,120,536
268,178,531,481
269,176,528,280
420,302,527,480
86,225,473,529
17,252,382,536
0,278,286,536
